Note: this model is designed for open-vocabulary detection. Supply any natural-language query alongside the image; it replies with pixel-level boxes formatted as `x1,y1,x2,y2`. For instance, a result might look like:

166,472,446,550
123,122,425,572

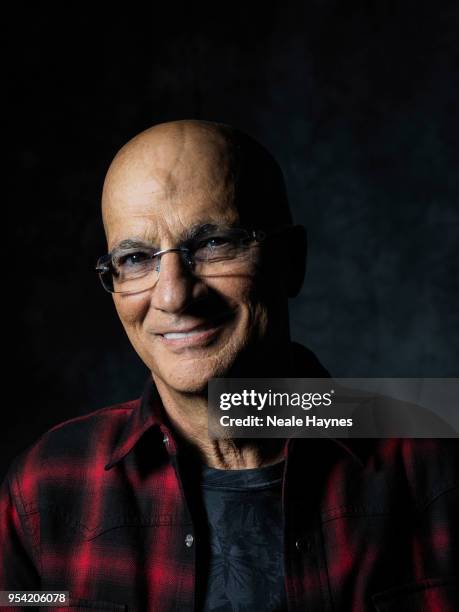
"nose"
150,250,205,314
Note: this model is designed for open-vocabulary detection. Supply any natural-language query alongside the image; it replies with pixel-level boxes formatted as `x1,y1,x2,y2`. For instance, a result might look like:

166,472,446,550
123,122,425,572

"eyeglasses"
95,226,290,294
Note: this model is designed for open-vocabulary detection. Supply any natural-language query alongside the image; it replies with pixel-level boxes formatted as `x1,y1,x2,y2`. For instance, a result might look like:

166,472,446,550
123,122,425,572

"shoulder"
348,438,459,508
4,399,140,512
291,437,458,518
27,398,139,459
39,399,139,454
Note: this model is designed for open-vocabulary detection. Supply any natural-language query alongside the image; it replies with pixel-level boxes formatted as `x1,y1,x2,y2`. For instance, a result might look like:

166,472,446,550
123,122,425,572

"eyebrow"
110,222,234,253
110,238,154,253
183,222,222,241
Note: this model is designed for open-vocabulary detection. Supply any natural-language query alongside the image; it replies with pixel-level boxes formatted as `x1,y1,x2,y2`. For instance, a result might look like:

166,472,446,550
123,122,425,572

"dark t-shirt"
193,460,287,612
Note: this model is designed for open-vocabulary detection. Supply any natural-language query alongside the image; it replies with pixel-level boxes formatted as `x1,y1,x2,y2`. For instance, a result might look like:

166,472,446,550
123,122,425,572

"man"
1,120,457,610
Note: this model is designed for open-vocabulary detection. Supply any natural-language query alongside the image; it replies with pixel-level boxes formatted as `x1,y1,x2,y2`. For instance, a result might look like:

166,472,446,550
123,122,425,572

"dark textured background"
6,2,459,477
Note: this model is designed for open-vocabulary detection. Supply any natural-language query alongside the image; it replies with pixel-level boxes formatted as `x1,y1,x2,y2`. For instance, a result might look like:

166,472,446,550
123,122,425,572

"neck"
153,343,294,469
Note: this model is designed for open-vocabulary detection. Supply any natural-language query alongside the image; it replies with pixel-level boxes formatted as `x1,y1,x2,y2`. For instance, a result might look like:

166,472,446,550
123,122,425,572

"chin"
157,369,213,394
154,350,240,394
169,377,209,394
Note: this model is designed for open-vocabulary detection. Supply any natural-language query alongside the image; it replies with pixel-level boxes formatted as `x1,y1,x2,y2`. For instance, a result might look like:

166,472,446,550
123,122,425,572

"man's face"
103,129,287,393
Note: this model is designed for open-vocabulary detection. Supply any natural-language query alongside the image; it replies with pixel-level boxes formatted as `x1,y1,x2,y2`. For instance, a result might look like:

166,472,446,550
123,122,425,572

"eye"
201,236,231,249
115,250,152,268
193,234,240,252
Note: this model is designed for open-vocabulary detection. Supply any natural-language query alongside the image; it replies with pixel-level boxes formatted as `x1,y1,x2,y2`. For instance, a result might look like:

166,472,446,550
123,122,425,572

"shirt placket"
282,440,333,611
161,427,197,612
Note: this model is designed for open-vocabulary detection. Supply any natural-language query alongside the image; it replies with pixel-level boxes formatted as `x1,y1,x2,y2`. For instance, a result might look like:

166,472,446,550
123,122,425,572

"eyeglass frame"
95,224,296,294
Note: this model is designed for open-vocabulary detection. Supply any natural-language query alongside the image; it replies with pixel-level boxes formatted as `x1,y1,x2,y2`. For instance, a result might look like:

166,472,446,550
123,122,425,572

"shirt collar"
104,376,174,470
105,343,363,471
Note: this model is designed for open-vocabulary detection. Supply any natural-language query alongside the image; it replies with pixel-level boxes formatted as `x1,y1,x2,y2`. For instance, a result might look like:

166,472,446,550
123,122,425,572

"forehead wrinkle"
108,224,161,251
109,218,239,253
105,173,239,253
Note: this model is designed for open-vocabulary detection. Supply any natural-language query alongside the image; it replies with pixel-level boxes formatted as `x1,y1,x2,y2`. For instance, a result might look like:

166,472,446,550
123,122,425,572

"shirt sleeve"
0,466,41,588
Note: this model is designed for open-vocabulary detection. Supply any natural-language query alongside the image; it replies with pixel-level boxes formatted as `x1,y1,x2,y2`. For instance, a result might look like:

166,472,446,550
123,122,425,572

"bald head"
102,119,292,241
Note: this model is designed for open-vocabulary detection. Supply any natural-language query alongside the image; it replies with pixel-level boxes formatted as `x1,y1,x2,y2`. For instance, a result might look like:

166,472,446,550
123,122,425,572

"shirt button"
295,538,311,552
185,534,194,547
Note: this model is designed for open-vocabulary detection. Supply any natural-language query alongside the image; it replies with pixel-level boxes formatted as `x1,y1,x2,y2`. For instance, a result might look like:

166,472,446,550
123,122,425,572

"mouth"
157,311,234,349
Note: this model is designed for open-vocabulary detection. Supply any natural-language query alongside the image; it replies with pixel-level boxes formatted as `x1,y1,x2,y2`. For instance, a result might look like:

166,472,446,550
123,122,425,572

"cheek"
113,294,150,326
211,271,259,303
244,272,288,337
216,277,271,334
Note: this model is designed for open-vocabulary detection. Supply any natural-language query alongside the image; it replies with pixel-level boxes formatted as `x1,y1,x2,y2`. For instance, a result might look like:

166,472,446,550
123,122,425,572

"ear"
283,225,307,298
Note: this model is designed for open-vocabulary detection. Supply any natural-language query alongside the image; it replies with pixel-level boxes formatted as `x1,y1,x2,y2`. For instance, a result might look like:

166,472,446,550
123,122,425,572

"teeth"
163,330,205,340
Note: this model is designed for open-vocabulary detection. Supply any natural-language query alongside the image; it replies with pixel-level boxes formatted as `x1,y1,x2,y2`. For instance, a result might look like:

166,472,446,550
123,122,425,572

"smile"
163,329,209,340
158,311,235,348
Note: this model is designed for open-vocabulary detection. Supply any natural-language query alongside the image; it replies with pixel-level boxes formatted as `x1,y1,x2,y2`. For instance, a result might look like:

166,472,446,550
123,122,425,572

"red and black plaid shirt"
1,346,458,611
